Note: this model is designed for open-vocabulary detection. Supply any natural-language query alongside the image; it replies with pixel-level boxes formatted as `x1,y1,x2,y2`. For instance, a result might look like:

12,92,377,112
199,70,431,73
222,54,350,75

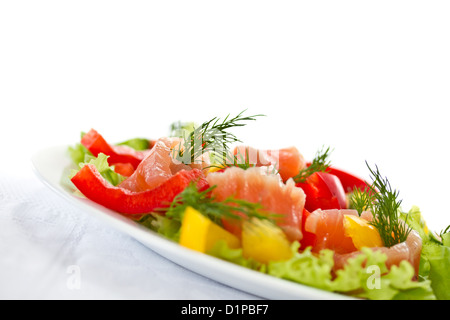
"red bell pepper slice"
71,164,209,214
296,171,347,212
326,166,368,193
81,129,147,169
299,208,316,250
304,162,369,193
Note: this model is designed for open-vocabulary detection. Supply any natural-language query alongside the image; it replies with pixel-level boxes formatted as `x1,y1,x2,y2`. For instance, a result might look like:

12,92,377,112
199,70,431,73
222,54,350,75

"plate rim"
31,145,353,300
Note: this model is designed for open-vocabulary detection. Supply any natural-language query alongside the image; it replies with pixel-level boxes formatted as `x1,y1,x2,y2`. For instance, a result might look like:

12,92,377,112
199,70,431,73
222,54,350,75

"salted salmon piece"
119,137,193,192
334,227,422,276
233,145,306,182
275,146,307,181
305,209,358,254
206,167,305,242
306,209,422,275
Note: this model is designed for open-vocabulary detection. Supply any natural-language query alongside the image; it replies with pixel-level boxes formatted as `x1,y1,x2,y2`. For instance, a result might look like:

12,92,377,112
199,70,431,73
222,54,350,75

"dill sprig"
293,146,332,183
439,225,450,240
365,162,412,248
349,186,375,216
158,183,278,225
172,110,264,165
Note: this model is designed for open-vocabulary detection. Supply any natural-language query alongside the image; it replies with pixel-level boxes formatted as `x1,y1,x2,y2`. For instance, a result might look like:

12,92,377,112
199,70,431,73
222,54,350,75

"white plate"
31,146,352,300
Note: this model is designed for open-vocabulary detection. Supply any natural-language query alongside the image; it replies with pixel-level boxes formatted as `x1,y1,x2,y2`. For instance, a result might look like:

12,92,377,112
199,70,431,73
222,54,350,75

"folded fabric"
0,169,258,300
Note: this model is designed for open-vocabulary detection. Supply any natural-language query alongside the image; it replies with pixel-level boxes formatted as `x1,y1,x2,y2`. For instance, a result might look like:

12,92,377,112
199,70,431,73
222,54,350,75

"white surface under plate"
31,146,353,300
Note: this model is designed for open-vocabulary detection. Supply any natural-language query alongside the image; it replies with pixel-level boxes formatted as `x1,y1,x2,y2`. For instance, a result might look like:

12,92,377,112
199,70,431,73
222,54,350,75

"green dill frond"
158,183,278,225
439,225,450,239
365,162,412,247
293,146,332,183
172,110,264,166
349,186,375,216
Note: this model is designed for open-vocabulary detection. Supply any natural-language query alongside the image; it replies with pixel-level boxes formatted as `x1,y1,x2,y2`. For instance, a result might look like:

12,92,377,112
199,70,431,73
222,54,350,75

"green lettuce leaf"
352,253,435,300
68,144,91,165
208,240,265,272
443,233,450,247
421,240,450,300
401,206,430,241
269,244,434,300
209,240,435,300
139,214,181,242
331,248,389,296
117,138,151,151
401,206,450,300
68,132,91,165
268,244,334,291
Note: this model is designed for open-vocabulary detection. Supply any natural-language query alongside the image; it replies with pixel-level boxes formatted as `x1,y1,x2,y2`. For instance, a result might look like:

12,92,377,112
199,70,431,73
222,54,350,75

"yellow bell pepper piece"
208,166,223,174
343,215,383,250
179,206,240,253
242,218,292,264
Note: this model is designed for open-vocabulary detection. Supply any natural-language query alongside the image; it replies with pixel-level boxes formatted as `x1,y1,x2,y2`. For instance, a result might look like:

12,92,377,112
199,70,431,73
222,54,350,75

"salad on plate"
66,110,450,300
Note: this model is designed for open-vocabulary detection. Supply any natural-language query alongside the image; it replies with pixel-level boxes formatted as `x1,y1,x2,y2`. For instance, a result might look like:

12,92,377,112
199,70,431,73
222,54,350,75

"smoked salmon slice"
233,145,306,182
305,208,422,275
206,167,306,242
119,137,193,192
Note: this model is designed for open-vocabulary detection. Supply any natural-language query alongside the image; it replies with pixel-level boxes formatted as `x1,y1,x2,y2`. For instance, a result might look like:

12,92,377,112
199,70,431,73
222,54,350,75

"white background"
1,1,450,298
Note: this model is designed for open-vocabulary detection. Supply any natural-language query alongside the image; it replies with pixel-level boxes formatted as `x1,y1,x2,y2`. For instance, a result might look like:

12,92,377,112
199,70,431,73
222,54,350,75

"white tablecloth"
0,163,259,300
